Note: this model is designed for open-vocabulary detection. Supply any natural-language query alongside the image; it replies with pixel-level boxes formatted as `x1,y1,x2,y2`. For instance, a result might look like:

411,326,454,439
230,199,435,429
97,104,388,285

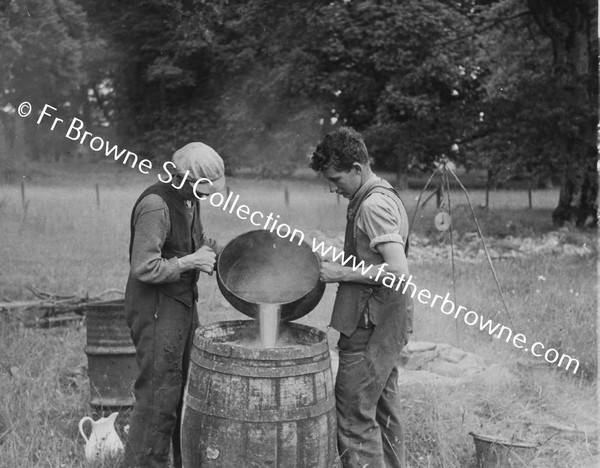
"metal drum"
470,432,538,468
181,320,337,467
216,229,325,321
84,300,136,409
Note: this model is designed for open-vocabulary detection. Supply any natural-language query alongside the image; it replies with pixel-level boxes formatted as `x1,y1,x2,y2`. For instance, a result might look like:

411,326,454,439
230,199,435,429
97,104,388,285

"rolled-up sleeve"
357,193,406,250
130,194,182,284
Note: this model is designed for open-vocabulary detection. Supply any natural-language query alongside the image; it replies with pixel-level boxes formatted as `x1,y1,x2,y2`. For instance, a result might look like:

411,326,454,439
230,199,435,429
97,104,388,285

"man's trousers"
122,292,198,468
336,327,406,468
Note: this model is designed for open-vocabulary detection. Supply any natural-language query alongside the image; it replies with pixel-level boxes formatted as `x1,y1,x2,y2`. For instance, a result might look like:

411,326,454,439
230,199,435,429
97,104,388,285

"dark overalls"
332,179,412,468
122,183,203,468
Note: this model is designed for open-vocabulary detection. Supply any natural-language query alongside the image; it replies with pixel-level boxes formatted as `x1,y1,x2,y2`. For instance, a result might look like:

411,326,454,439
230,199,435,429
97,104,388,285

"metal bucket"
85,300,137,409
181,320,337,467
470,432,538,467
216,229,325,321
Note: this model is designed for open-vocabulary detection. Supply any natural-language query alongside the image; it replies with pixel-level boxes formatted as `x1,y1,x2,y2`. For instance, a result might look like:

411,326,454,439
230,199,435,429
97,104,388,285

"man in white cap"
122,142,225,468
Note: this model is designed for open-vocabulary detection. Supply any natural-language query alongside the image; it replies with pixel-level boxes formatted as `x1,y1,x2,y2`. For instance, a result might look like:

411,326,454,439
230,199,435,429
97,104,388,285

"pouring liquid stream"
258,303,282,348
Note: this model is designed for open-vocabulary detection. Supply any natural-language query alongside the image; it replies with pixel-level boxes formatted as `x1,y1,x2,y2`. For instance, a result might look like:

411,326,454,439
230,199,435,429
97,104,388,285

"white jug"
78,412,124,462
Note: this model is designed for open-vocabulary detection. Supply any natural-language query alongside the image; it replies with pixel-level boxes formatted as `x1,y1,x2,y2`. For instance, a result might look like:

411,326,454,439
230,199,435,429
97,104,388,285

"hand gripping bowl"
216,229,326,321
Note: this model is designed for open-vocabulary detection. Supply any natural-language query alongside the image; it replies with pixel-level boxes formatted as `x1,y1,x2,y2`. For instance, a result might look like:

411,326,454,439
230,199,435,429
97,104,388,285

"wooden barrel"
181,320,337,468
85,300,137,409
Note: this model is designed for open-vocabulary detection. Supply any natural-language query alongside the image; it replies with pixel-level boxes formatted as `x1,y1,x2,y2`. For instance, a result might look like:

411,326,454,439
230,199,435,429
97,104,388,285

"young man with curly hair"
310,127,412,468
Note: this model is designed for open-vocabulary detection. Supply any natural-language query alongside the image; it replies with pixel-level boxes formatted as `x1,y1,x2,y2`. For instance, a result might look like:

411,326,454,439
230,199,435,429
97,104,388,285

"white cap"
172,142,225,194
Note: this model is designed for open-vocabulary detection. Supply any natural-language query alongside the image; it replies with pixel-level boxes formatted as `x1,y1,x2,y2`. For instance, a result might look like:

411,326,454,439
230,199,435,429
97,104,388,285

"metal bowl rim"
216,229,322,306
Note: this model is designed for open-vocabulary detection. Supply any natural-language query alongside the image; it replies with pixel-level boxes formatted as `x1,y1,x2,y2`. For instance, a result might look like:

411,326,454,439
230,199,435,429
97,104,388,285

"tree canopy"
0,0,596,225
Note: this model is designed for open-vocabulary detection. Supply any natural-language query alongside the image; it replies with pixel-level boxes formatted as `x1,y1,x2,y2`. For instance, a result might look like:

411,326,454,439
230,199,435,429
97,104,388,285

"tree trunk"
553,160,597,227
528,0,598,227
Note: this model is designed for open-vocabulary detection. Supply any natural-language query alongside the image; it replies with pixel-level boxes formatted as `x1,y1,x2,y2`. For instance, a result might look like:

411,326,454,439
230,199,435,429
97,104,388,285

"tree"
72,1,484,176
78,0,226,160
292,0,480,186
38,0,594,230
207,0,328,174
0,0,102,162
465,0,597,226
527,0,597,226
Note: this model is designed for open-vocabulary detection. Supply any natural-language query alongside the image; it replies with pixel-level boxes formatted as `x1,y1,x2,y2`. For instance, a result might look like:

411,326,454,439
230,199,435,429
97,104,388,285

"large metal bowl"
216,229,325,321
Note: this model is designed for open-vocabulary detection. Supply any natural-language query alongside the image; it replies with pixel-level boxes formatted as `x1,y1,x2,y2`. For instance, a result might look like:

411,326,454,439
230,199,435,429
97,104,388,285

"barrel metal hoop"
198,339,329,361
184,393,336,422
191,351,331,377
85,346,136,355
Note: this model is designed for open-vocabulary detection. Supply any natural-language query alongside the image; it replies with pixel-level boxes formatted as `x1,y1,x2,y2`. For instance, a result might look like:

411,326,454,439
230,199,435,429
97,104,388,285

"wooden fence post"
20,179,26,210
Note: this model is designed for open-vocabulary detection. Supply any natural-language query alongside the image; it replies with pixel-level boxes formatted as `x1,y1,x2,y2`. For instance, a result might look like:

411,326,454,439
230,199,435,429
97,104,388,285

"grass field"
0,162,597,467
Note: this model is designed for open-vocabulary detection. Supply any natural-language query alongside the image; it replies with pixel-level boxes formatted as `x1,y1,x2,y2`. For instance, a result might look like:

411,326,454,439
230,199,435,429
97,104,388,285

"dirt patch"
397,341,516,387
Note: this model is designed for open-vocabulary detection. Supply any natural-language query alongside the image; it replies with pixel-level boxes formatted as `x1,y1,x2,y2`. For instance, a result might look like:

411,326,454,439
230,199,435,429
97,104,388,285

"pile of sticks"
0,287,124,328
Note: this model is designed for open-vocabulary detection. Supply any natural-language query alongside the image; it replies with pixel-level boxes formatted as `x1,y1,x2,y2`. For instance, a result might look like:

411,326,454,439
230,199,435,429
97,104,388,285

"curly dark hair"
309,126,369,172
